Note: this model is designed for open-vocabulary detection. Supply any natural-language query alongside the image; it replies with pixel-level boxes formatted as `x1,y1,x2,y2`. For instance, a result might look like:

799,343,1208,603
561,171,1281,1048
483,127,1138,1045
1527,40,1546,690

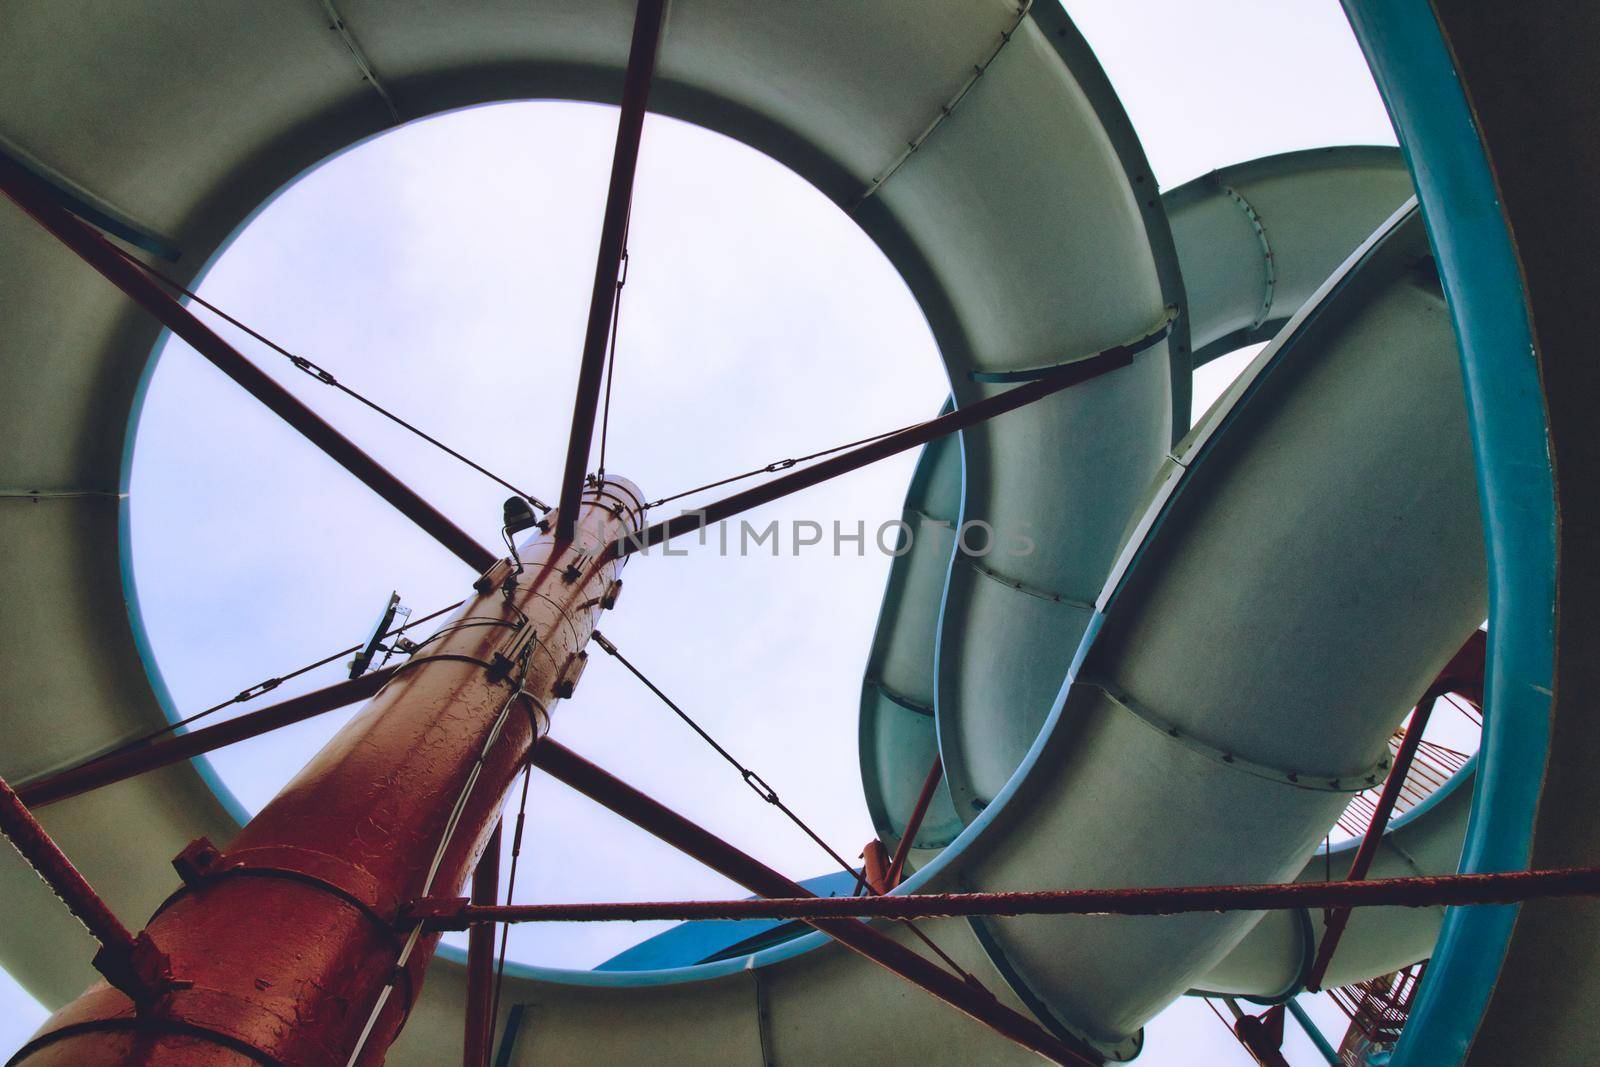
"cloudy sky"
3,1,1408,1062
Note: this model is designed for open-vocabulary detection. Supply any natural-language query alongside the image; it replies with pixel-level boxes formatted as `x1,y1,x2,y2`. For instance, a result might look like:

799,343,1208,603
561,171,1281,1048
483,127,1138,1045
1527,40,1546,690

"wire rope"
108,244,549,511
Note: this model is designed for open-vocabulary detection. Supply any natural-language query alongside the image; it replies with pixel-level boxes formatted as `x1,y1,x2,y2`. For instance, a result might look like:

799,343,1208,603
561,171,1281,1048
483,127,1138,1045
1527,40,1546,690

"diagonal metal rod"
107,599,461,759
412,865,1600,927
884,754,943,890
1307,691,1439,991
0,775,171,1004
17,598,462,808
17,667,397,807
612,339,1140,557
0,152,497,573
556,0,668,542
525,740,1096,1066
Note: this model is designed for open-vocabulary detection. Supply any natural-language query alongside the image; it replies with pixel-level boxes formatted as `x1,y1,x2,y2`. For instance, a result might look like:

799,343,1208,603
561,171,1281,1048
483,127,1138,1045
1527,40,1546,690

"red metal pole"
0,777,174,1006
410,866,1600,926
0,151,497,574
613,341,1136,557
529,740,1098,1067
464,823,501,1067
884,755,943,890
12,479,644,1067
556,0,668,542
1306,692,1438,991
17,667,398,808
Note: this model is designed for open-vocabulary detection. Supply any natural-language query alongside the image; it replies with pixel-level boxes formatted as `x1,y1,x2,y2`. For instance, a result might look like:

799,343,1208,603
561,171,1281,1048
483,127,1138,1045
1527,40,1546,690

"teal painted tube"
1342,1,1558,1064
1286,998,1341,1066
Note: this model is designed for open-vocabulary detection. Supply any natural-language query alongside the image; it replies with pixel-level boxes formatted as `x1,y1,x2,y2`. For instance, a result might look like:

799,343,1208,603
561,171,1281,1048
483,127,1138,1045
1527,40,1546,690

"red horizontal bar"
411,866,1600,928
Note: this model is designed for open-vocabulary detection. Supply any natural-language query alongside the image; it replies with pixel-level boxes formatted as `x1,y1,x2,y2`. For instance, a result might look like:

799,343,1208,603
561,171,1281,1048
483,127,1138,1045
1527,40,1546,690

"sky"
5,1,1435,1062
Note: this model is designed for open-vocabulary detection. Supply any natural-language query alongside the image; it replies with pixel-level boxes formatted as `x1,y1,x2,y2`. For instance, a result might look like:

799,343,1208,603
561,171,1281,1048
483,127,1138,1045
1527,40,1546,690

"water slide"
392,162,1484,1065
862,147,1481,1016
0,3,1554,1064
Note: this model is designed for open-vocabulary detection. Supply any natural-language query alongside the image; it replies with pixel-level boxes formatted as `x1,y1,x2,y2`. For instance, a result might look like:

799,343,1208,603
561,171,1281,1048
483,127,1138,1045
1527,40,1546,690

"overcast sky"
5,2,1409,1062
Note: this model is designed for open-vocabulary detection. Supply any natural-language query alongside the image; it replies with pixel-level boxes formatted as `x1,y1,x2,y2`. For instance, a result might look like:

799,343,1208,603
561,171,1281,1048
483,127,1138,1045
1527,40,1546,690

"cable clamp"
233,677,282,702
288,354,337,386
486,652,517,685
742,769,779,805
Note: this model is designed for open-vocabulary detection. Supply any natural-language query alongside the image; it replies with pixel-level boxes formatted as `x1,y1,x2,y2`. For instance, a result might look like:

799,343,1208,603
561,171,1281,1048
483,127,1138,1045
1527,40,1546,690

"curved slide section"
858,409,966,862
935,145,1416,823
1166,146,1417,365
937,200,1484,1053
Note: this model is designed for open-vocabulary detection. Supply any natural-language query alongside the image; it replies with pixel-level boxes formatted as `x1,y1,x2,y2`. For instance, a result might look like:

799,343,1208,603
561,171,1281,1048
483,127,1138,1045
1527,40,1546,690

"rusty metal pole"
884,755,943,890
463,823,501,1067
415,866,1600,926
12,478,645,1067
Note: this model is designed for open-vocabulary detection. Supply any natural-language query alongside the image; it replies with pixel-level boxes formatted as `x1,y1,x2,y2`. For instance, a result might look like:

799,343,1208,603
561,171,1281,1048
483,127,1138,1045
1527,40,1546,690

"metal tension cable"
489,763,533,1057
617,309,1175,556
593,631,863,880
107,243,550,512
590,631,987,987
83,599,463,762
596,227,630,479
642,420,913,511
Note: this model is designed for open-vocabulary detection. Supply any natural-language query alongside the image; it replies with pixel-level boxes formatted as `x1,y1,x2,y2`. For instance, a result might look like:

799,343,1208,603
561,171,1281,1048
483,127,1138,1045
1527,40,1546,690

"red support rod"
0,152,497,574
464,823,501,1067
556,0,668,542
1306,692,1438,990
884,754,943,890
412,865,1600,927
612,341,1137,557
17,666,399,808
0,776,170,1005
529,740,1096,1067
